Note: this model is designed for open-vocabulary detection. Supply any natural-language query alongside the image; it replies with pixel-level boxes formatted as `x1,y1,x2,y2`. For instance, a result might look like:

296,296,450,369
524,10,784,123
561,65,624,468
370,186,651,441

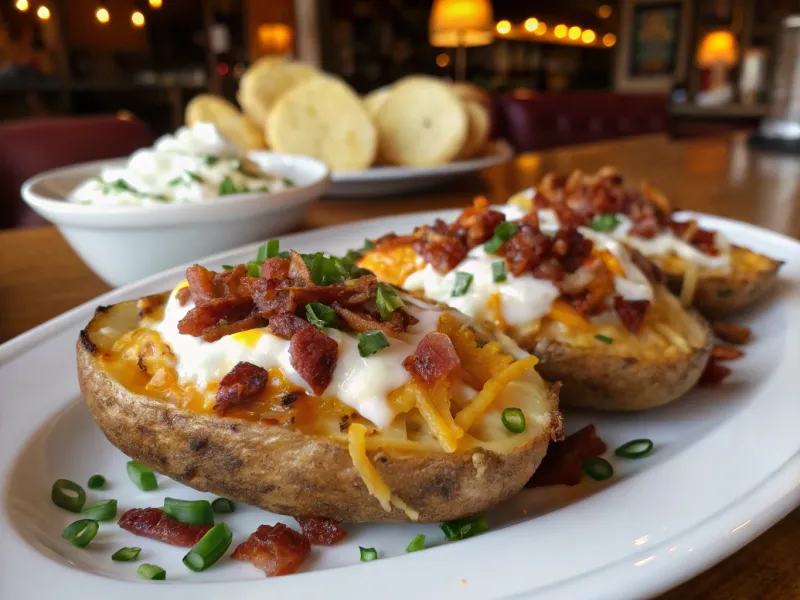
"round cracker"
376,76,468,167
363,87,391,120
238,60,320,130
458,100,491,159
185,94,267,151
266,77,376,172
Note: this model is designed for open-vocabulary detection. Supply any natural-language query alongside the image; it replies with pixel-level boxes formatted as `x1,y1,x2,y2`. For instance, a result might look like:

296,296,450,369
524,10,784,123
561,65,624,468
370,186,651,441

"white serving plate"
21,152,330,287
1,210,798,600
326,141,513,197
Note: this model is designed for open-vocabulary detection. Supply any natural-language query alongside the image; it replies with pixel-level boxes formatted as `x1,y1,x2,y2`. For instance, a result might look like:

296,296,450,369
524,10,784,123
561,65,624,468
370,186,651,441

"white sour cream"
68,122,289,206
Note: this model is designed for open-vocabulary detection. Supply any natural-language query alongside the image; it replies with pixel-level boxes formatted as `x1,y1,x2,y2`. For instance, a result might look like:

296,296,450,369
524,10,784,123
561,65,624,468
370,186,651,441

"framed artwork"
628,2,682,77
696,0,735,27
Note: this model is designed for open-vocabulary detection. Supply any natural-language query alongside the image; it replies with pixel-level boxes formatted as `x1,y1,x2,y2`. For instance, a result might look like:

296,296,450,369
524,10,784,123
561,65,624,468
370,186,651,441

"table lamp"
696,30,739,97
429,0,494,80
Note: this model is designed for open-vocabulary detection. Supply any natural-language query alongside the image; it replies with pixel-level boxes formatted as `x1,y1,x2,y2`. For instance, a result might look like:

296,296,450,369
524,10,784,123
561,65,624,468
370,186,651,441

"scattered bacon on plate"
295,516,348,546
231,523,311,576
710,345,745,361
118,507,211,547
699,360,732,386
526,424,607,488
711,321,752,345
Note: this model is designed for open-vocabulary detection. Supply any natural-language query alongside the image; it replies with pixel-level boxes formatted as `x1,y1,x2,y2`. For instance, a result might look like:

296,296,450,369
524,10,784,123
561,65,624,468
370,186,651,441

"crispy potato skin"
77,304,559,524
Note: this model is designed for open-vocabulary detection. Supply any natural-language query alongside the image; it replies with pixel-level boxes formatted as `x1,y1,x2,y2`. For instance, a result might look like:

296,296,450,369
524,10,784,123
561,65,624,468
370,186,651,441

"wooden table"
2,133,799,597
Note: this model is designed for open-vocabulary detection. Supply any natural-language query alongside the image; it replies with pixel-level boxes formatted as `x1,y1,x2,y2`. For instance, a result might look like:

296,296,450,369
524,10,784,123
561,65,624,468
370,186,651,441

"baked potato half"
78,252,561,524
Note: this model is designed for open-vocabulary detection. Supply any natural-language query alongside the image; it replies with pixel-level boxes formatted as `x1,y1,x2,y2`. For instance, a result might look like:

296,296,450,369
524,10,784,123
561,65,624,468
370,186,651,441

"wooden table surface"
2,133,799,597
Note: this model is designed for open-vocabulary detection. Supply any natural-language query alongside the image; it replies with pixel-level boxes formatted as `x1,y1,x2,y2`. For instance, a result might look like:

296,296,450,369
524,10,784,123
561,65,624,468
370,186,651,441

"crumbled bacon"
411,220,469,274
176,286,191,306
247,279,296,318
177,296,255,338
711,321,752,345
295,516,347,546
288,250,313,287
551,228,594,272
200,314,267,343
185,264,217,304
699,359,732,386
118,508,211,547
613,297,649,333
231,523,311,577
261,257,291,280
503,225,552,277
269,313,311,339
403,332,461,384
333,303,417,336
452,200,506,247
289,326,338,395
215,361,268,414
711,344,745,361
214,264,250,297
526,424,607,487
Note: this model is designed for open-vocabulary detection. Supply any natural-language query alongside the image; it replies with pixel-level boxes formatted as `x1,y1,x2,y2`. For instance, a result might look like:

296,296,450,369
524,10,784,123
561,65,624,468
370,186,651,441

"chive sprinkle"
375,283,405,320
221,264,234,271
112,546,142,562
589,213,620,232
582,457,614,481
594,334,613,344
137,564,166,580
211,498,235,514
359,547,378,562
440,515,489,541
500,407,526,433
163,497,215,526
614,439,654,459
358,331,390,357
126,461,157,491
87,474,106,490
406,534,425,553
491,260,507,283
451,272,474,297
182,523,233,572
306,302,337,328
246,261,261,277
484,221,519,253
62,519,99,548
81,499,117,522
51,479,86,513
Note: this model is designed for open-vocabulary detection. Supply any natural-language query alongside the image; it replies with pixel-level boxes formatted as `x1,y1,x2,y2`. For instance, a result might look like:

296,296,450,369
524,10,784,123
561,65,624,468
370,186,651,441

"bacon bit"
261,257,291,281
247,279,296,318
711,344,745,361
403,332,461,384
200,315,267,343
295,516,347,546
215,361,268,414
185,264,217,304
412,221,469,274
526,424,607,488
118,508,211,547
613,296,649,333
289,326,338,395
176,286,191,306
711,321,752,345
332,303,417,336
177,296,254,337
231,523,311,577
699,359,732,386
453,203,506,247
288,277,379,308
269,313,311,340
503,225,552,277
213,264,251,297
288,250,313,287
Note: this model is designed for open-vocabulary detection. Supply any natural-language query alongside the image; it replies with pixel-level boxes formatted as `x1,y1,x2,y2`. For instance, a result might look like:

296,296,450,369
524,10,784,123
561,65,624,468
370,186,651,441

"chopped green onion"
87,474,106,490
501,408,526,433
589,213,620,232
110,179,133,191
406,534,425,553
265,239,280,259
150,193,169,202
484,221,519,253
112,546,142,562
582,457,614,481
62,519,99,548
81,499,117,522
451,272,474,297
306,302,337,328
717,288,735,297
167,175,183,186
51,479,86,513
211,498,235,514
137,564,166,580
163,497,215,526
282,177,294,187
594,334,613,344
491,260,507,283
246,261,261,277
182,523,233,572
218,175,239,195
375,283,405,319
359,547,378,562
363,239,375,250
440,515,489,541
126,461,157,491
302,252,350,285
184,170,203,182
614,439,654,459
358,331,390,357
278,250,291,259
205,155,220,166
221,264,234,271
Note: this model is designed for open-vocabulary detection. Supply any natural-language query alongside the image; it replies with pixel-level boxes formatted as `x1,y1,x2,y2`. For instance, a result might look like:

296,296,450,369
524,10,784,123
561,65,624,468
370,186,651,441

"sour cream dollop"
68,122,290,206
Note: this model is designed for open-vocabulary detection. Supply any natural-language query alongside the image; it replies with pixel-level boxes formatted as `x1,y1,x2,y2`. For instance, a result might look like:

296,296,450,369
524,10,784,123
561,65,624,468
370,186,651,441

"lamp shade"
696,31,739,67
429,0,494,47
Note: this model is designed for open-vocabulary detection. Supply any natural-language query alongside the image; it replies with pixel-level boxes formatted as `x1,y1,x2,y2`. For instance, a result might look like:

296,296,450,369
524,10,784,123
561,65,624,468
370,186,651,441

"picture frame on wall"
696,0,735,27
628,2,683,78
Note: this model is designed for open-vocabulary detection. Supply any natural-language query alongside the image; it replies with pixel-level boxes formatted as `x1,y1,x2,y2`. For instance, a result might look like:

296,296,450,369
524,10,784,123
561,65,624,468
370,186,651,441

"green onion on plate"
87,474,106,490
211,498,235,514
614,439,654,459
51,479,86,513
126,461,157,491
137,564,166,580
111,547,142,562
405,534,425,553
182,523,233,572
582,457,614,481
163,497,215,526
440,515,489,541
81,499,117,522
62,519,99,548
359,547,378,562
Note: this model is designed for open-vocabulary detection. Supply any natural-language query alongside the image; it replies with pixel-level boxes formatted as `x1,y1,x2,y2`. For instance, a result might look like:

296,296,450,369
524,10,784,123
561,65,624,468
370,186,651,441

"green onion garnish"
62,519,99,548
163,497,215,526
359,547,378,562
126,461,157,491
51,479,86,513
282,177,294,187
303,252,351,285
137,564,166,580
363,239,375,250
246,261,261,277
589,213,620,232
211,498,235,514
266,239,280,259
484,221,519,253
81,499,117,522
491,260,507,283
184,170,203,182
110,178,133,191
205,156,220,166
717,288,735,297
306,302,337,328
358,331,390,357
87,474,106,490
376,283,405,319
614,439,654,459
582,457,614,481
221,264,234,271
406,534,425,553
501,407,526,433
440,515,489,541
168,175,183,186
218,175,239,195
112,546,142,562
451,272,474,297
594,334,613,344
182,523,233,572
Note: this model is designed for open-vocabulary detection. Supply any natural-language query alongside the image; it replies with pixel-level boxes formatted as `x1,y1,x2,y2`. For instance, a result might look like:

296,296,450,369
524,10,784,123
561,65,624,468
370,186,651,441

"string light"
436,53,450,67
148,0,162,7
131,11,145,27
581,29,596,44
15,0,29,11
568,26,581,40
554,24,567,38
597,5,612,19
96,7,110,23
603,33,617,47
495,20,511,35
535,21,546,35
524,17,538,32
36,5,50,20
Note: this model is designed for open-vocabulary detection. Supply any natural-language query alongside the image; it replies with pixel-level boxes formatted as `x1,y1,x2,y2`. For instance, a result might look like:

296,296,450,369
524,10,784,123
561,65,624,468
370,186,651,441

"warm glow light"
554,24,567,38
581,29,596,44
149,0,162,7
535,21,546,35
603,33,617,47
568,26,581,40
429,0,495,47
131,11,145,27
96,7,110,23
15,0,28,11
524,17,538,32
496,20,511,35
597,5,612,19
36,5,49,19
436,52,451,67
696,30,739,67
257,23,293,54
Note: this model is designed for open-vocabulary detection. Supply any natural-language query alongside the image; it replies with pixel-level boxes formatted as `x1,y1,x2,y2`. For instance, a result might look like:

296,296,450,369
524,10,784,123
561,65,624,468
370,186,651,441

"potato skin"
77,309,559,523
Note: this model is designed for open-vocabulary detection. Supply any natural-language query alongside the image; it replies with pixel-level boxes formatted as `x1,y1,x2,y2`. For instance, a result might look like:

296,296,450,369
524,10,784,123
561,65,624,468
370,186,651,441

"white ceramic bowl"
21,152,329,287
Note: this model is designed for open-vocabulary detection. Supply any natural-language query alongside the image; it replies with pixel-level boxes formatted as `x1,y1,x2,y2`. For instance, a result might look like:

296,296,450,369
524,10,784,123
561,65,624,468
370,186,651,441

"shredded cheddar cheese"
680,261,699,306
408,380,463,453
487,292,508,331
547,300,592,332
438,313,513,386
